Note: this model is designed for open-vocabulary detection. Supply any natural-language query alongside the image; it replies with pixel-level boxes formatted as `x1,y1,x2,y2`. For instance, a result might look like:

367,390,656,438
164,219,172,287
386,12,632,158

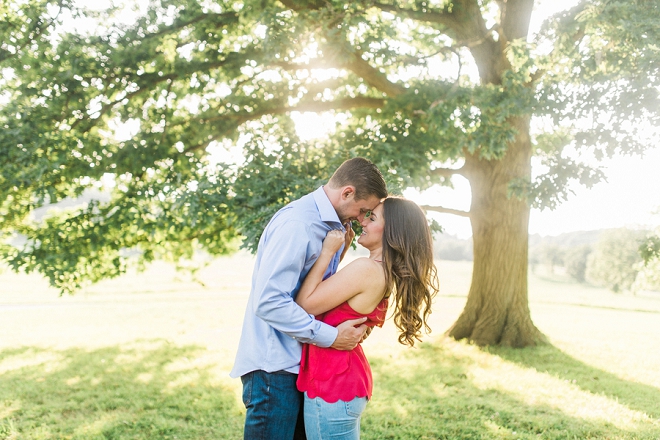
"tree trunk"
447,116,546,347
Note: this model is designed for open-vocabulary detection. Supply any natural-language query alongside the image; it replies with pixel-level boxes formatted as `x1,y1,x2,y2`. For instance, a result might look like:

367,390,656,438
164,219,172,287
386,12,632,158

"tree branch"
70,57,237,131
371,2,459,30
293,96,385,112
144,11,238,41
273,59,336,71
431,166,465,178
278,0,326,11
374,0,503,83
500,0,535,42
184,96,386,153
343,52,406,97
201,96,385,125
529,68,546,84
420,205,471,218
276,2,406,97
274,55,405,97
372,0,493,46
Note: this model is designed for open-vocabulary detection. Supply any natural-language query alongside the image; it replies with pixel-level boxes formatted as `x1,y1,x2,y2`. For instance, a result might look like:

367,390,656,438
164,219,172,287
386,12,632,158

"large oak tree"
1,0,658,346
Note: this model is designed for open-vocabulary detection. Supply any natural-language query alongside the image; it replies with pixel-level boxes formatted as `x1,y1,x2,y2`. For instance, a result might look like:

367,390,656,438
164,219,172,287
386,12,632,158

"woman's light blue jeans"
303,393,368,440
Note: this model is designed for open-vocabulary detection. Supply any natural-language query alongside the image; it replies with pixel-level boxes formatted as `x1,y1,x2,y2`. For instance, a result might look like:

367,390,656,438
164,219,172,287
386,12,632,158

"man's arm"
331,317,368,350
251,218,339,347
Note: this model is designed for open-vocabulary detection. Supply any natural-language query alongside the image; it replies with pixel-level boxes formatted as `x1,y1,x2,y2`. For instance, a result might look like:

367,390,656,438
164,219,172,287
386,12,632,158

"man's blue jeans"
241,370,306,440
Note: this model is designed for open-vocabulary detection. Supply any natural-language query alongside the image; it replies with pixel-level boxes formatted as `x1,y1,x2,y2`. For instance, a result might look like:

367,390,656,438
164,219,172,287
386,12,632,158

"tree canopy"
2,0,659,344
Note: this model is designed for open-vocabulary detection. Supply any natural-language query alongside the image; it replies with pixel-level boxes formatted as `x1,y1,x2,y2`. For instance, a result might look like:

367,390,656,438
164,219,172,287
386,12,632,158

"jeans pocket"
241,372,253,407
344,397,367,418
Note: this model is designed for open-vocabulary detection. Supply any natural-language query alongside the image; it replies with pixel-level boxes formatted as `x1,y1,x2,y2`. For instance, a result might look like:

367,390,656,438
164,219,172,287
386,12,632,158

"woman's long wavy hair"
381,197,439,346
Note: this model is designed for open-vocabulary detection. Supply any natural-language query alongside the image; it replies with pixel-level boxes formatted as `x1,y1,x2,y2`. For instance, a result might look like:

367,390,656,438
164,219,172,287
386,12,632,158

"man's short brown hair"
327,157,388,200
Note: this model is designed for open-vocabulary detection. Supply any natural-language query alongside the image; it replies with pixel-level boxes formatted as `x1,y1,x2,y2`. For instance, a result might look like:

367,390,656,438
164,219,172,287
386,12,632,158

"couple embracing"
230,157,439,440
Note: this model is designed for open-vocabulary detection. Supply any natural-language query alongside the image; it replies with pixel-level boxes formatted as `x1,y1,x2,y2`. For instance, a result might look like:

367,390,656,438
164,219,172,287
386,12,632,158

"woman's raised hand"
322,229,346,254
344,222,356,248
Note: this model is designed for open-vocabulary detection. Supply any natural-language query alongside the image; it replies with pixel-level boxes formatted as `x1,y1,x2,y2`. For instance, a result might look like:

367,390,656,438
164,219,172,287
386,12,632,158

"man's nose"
358,214,368,226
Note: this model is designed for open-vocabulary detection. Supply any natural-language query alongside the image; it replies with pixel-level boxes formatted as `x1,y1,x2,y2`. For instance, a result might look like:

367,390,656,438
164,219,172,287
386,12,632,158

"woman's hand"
297,230,346,310
339,222,356,262
344,222,356,249
322,229,345,255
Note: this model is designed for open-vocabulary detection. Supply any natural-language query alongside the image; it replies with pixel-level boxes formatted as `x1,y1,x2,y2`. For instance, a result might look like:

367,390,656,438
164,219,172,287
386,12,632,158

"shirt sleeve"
251,217,338,348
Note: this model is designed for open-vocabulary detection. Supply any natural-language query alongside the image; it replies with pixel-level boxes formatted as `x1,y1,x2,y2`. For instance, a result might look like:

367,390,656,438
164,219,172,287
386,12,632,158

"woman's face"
357,203,384,250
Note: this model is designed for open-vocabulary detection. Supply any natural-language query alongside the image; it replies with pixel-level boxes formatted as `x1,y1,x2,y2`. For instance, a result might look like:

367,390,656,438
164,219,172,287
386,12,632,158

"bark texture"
437,0,547,347
447,116,546,346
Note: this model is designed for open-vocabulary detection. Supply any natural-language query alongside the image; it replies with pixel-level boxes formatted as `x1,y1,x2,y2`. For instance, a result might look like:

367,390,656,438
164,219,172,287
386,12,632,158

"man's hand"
331,317,368,350
361,326,373,343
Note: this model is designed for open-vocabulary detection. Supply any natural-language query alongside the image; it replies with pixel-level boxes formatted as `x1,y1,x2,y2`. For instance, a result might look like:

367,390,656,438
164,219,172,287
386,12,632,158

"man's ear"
341,186,356,200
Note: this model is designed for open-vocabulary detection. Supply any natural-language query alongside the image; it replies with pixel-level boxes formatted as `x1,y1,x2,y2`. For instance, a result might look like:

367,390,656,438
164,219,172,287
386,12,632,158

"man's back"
230,187,342,378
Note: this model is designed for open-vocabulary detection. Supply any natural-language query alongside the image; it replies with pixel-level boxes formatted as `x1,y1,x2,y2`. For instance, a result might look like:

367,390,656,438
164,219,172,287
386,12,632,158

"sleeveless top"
296,297,389,403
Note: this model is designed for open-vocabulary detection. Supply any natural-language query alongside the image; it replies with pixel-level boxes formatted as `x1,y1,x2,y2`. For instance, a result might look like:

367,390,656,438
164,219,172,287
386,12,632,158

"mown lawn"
1,254,659,439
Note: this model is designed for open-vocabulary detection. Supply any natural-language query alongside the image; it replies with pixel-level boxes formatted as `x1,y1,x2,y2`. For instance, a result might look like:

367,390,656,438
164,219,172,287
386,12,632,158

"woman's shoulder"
344,257,383,272
344,258,387,313
342,258,386,290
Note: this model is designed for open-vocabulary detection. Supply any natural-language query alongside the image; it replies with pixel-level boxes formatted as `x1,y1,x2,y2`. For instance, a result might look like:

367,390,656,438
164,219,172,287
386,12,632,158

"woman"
295,197,439,440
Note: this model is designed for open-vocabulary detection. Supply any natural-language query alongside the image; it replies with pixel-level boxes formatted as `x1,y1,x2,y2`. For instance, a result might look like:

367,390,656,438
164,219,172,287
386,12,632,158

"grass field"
1,253,659,439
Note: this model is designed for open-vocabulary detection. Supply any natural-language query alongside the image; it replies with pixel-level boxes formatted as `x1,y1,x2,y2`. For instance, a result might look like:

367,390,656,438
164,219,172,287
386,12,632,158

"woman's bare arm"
296,230,345,311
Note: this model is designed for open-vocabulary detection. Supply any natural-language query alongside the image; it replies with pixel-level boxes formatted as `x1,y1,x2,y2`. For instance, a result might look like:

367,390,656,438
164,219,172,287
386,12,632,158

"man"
230,157,388,440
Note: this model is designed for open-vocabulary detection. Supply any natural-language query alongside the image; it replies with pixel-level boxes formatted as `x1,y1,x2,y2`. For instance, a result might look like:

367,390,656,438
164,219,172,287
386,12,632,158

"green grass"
0,343,242,439
1,255,659,439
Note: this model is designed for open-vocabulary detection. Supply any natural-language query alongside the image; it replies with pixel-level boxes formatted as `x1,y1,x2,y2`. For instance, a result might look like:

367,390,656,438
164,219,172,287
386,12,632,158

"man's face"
335,193,382,224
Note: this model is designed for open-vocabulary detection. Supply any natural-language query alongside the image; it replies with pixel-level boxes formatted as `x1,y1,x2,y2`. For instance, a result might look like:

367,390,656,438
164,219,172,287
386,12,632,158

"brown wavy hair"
327,157,388,201
381,197,439,346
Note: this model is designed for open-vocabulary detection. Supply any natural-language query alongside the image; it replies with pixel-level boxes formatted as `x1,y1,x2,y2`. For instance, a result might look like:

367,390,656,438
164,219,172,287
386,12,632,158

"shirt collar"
313,186,343,228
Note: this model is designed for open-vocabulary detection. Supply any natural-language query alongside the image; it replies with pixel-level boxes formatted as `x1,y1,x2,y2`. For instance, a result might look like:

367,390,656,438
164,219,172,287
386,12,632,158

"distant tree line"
433,234,473,262
529,228,660,293
435,228,660,294
638,224,660,292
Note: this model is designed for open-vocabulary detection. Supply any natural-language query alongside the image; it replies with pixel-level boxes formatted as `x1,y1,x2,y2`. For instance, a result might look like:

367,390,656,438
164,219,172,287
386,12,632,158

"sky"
528,150,660,236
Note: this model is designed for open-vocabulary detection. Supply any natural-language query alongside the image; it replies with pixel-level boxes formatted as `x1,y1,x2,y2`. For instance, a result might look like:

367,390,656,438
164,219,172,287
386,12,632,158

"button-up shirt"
230,186,344,377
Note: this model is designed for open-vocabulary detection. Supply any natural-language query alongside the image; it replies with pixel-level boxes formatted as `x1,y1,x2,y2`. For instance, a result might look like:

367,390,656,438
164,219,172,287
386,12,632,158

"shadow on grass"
0,341,244,439
364,342,660,440
3,340,659,440
488,344,660,419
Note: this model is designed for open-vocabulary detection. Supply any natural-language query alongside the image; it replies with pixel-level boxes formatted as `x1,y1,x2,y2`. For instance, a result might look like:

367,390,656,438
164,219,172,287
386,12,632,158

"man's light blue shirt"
230,186,344,378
